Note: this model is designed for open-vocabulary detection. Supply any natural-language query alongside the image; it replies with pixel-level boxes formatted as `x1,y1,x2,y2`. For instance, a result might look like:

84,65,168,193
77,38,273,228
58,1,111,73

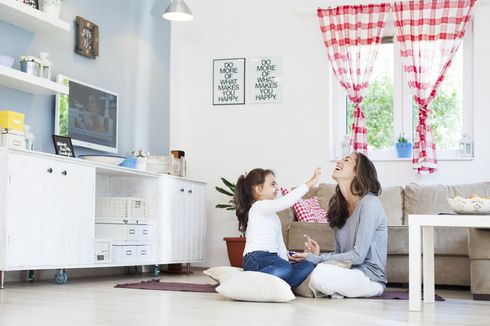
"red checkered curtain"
393,0,475,174
318,4,391,155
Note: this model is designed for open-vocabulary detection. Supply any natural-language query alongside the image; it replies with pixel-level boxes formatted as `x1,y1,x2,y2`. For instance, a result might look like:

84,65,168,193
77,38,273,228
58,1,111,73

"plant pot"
223,237,246,268
395,142,413,158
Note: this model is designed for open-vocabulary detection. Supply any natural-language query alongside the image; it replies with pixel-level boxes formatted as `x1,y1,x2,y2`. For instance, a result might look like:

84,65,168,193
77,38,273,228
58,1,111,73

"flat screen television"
55,75,118,153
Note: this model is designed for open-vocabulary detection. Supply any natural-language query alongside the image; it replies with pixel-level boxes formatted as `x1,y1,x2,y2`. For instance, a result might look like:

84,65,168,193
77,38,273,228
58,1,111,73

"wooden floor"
0,271,489,326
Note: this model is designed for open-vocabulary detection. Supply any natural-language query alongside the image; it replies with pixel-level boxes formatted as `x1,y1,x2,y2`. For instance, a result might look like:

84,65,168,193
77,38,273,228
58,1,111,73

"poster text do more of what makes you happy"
213,58,245,105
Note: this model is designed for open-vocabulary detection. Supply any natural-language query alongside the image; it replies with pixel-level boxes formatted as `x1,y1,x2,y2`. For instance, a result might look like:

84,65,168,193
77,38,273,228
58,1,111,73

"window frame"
329,20,474,162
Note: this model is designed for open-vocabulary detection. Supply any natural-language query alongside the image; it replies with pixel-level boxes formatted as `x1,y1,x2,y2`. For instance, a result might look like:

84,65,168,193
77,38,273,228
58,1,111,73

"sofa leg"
473,294,490,301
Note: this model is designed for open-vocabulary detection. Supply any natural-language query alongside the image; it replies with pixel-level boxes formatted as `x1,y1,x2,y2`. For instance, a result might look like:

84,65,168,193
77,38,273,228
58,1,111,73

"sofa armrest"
469,228,490,259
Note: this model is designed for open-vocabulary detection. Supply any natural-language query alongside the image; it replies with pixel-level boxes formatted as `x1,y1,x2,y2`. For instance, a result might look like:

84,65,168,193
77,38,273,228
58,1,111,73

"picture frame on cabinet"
19,0,39,10
75,16,99,59
52,135,75,157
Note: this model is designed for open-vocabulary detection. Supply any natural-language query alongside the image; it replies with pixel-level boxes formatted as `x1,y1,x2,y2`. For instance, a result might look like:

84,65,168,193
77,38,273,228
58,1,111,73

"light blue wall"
0,0,171,156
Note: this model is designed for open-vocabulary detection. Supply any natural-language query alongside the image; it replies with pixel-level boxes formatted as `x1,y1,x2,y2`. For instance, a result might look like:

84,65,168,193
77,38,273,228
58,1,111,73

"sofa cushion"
403,182,490,224
388,225,468,256
379,186,404,226
288,222,335,252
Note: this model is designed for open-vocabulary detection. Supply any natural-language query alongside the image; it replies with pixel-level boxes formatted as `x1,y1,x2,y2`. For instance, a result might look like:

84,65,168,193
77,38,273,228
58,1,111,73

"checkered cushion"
281,188,328,223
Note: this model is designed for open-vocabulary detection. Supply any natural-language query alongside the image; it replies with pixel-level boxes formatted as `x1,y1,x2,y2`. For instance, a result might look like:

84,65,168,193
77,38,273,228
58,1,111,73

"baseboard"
473,294,490,301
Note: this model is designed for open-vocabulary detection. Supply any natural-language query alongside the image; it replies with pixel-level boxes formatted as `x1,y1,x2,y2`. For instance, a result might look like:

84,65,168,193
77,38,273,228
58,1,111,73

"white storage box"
96,197,149,219
1,133,26,149
112,244,152,263
94,239,112,264
95,223,151,243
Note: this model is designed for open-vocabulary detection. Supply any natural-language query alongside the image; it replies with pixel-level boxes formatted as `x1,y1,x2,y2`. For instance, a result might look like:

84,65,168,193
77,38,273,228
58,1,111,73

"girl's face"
254,173,279,200
332,153,357,182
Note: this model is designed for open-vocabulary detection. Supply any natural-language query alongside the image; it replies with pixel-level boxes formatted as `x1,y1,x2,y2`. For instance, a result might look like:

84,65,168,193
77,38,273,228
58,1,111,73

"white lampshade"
162,0,194,22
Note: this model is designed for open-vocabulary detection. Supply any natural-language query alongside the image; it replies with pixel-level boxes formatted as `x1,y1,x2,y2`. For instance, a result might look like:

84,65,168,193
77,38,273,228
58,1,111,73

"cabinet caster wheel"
153,265,160,276
128,266,138,275
28,270,37,283
54,269,68,284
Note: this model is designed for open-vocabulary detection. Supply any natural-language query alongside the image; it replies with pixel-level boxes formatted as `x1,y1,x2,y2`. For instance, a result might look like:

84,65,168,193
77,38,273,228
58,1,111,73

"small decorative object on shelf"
39,0,63,18
38,52,52,79
52,135,75,157
18,0,39,10
75,16,99,59
458,132,473,157
19,55,41,76
130,149,149,171
395,133,413,158
170,150,186,177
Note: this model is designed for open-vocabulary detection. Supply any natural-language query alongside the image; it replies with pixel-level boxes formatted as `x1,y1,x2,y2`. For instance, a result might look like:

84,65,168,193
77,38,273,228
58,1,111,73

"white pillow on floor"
203,266,243,284
216,271,295,302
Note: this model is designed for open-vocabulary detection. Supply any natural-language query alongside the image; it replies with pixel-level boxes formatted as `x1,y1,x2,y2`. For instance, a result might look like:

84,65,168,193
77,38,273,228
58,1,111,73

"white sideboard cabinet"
0,148,207,288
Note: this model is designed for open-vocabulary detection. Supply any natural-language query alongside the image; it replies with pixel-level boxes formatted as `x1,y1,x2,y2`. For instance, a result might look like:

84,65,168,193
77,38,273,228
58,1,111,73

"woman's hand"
304,234,320,256
305,167,322,189
289,252,307,262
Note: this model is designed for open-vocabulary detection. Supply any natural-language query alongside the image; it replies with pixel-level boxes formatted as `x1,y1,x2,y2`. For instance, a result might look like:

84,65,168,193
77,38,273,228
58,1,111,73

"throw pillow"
203,266,243,284
216,271,295,302
292,273,315,298
281,188,328,223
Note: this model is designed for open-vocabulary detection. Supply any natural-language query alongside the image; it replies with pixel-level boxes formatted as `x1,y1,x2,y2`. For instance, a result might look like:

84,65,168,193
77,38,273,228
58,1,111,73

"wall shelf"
0,0,70,34
0,65,69,95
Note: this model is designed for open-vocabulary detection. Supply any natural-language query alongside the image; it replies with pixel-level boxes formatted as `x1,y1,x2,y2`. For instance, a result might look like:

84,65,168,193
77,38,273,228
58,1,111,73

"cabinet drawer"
95,224,151,243
136,245,152,260
112,245,138,263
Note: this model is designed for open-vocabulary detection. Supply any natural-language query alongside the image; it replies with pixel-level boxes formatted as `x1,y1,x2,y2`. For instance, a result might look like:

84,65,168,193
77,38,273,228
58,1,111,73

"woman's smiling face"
332,153,357,182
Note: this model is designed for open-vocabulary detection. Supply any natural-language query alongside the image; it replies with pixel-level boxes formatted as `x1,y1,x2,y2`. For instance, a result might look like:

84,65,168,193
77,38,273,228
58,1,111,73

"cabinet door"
5,154,54,267
159,177,185,262
50,161,95,266
183,181,206,262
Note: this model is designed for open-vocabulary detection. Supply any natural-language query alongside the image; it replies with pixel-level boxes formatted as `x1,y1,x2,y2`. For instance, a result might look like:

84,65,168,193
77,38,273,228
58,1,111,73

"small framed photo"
52,135,75,157
20,0,39,10
75,16,99,59
213,58,245,105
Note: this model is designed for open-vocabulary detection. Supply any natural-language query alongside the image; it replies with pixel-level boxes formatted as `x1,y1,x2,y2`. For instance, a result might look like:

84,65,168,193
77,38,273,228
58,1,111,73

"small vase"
395,142,413,158
136,157,148,171
40,0,62,18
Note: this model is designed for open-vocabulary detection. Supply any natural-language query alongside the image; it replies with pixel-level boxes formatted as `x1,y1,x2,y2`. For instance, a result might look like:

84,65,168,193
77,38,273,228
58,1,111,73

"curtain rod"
296,0,487,17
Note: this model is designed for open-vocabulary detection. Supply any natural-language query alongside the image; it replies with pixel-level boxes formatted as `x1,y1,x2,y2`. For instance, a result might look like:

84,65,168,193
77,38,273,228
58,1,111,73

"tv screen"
55,75,118,153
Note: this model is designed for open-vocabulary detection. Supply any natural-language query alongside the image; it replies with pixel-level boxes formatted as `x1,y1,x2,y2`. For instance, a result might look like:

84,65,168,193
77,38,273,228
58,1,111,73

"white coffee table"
408,214,490,311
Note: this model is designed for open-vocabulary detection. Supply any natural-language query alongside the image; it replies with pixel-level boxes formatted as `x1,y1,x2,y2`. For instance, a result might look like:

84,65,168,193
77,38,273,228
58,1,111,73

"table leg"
0,270,4,289
409,223,422,311
423,226,435,303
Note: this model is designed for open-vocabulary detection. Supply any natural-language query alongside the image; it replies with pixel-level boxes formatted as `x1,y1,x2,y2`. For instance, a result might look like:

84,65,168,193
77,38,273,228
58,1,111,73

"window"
330,22,473,161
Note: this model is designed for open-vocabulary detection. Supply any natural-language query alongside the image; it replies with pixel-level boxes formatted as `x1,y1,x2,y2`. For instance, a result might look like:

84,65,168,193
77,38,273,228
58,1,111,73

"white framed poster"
248,56,283,104
213,58,245,105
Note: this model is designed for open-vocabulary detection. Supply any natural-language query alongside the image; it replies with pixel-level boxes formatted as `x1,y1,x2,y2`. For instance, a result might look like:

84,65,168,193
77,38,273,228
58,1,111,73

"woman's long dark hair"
327,153,381,229
233,168,274,233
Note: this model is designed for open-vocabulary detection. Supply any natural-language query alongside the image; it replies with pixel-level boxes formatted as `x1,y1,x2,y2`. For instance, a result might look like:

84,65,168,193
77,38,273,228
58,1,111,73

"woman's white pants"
309,263,384,298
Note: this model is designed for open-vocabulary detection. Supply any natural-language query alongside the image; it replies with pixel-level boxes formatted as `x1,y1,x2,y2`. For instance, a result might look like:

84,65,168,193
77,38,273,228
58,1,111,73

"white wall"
170,0,490,267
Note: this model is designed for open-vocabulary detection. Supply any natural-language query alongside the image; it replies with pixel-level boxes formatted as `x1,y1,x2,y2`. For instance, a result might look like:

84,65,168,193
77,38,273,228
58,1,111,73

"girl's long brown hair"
233,168,274,233
327,153,381,229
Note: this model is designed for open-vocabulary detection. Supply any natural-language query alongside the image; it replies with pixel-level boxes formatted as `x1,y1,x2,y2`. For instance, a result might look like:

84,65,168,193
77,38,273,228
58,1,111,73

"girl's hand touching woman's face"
332,153,357,182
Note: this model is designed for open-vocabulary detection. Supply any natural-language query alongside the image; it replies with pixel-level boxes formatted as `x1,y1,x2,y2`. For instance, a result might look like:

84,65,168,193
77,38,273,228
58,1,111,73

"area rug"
115,279,218,293
369,290,445,301
115,280,444,301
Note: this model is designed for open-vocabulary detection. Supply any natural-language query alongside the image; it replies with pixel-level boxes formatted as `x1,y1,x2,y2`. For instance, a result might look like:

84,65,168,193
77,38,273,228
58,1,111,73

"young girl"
233,167,321,289
291,153,387,298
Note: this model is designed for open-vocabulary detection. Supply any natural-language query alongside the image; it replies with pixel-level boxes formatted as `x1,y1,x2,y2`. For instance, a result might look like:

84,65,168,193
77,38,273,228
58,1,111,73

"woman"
291,153,387,298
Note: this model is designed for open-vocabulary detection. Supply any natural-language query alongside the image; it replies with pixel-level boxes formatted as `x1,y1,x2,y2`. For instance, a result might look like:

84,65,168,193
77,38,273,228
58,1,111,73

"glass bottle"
24,125,34,150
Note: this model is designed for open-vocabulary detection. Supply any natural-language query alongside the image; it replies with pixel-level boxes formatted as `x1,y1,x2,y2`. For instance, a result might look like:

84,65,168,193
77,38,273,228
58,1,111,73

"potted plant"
215,177,246,268
395,133,413,158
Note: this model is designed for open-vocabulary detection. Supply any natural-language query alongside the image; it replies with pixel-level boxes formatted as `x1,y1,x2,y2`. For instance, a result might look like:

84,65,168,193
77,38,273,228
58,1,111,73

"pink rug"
369,290,445,301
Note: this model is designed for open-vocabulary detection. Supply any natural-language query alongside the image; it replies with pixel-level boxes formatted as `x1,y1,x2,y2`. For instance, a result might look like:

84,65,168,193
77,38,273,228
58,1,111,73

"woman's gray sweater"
306,193,388,284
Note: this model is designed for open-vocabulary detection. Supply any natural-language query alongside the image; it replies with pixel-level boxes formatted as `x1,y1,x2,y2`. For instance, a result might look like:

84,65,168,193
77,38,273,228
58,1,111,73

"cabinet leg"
1,270,4,289
186,263,190,274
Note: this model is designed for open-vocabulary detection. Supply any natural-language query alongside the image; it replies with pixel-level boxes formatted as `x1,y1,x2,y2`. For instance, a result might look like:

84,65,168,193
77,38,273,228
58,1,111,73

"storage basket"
96,197,149,219
0,111,25,131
